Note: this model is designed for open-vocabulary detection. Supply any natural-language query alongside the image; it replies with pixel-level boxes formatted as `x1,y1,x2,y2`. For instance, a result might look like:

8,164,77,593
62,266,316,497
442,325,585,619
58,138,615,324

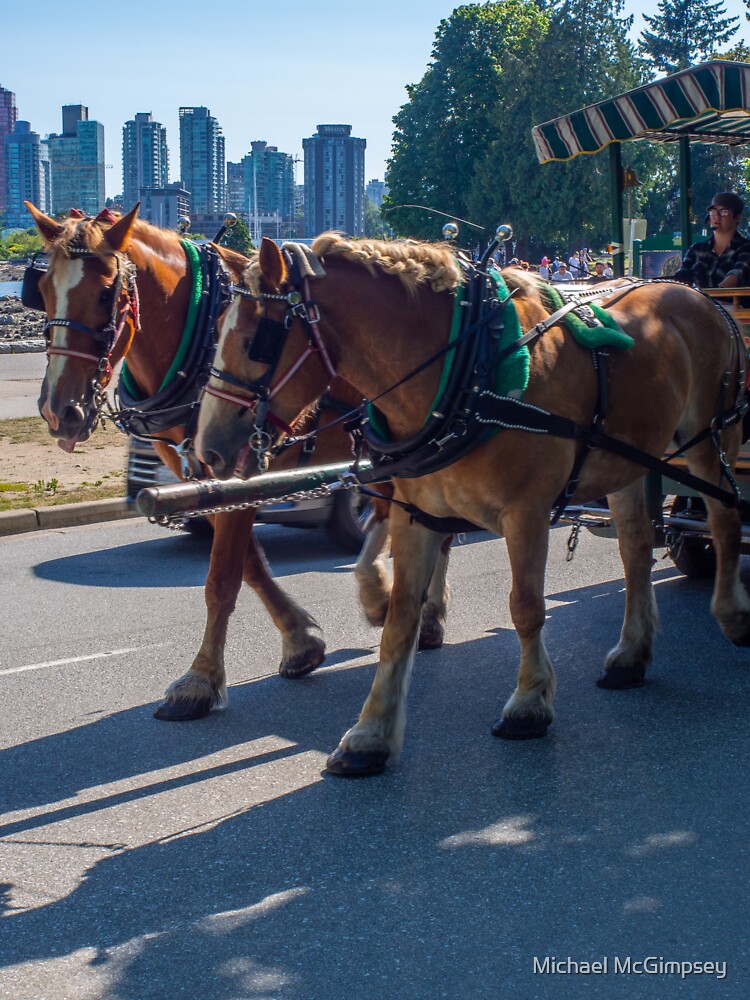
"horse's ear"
25,202,64,246
259,237,287,292
103,202,140,252
211,242,251,281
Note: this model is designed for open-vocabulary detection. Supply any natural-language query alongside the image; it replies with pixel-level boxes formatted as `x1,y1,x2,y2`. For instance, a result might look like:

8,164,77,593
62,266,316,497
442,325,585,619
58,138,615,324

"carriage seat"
703,287,750,325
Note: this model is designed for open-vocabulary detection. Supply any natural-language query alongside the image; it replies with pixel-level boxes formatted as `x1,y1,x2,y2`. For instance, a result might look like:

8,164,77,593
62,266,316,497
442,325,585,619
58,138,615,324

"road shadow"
2,562,748,997
30,524,495,589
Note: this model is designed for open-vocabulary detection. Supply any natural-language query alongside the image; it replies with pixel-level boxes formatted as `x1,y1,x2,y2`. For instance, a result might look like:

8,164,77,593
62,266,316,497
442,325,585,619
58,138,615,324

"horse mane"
311,232,465,294
500,267,547,303
48,212,189,259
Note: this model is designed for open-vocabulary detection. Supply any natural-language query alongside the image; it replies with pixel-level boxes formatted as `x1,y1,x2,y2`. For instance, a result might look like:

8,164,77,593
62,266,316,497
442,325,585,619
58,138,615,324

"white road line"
0,645,164,676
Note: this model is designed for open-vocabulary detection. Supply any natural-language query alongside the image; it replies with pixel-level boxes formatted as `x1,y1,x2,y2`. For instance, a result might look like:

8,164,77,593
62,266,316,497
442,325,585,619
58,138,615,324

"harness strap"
474,391,750,514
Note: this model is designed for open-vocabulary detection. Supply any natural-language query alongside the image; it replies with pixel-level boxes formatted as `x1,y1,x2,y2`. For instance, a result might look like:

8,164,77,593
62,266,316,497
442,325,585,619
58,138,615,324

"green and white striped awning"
532,61,750,164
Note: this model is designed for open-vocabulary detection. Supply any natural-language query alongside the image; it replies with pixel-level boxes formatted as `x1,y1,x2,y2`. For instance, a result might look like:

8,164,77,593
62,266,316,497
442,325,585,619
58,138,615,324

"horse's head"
197,238,335,479
26,202,140,451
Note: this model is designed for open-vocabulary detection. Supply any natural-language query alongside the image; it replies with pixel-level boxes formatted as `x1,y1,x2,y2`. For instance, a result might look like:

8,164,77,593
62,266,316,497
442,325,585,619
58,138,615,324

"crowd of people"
497,190,750,292
501,249,614,283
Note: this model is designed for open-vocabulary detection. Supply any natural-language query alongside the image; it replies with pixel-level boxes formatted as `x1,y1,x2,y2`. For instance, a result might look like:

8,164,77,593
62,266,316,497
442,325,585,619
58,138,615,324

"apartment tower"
302,124,366,237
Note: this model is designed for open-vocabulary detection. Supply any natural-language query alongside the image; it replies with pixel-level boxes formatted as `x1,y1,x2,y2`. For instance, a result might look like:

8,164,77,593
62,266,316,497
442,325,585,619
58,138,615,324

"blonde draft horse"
196,234,750,776
26,205,445,722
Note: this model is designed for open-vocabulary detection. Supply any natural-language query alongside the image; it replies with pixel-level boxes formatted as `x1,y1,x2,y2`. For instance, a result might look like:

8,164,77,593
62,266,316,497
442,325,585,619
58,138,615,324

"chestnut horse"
26,205,447,721
196,234,750,776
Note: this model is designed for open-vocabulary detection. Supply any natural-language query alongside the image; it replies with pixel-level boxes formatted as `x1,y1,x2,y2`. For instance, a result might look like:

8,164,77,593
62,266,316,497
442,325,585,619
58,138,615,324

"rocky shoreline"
0,261,45,353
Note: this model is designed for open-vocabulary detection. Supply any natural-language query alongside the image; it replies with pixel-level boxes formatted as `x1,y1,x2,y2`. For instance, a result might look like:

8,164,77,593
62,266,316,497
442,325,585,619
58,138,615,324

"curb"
0,498,139,536
0,340,46,354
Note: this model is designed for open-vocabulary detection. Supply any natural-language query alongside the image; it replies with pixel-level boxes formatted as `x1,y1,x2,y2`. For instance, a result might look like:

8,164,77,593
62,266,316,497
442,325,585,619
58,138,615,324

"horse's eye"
99,287,114,306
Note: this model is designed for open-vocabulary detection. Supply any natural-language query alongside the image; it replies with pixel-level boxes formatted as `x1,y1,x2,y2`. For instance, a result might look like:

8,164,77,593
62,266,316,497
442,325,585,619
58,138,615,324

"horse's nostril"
61,404,85,427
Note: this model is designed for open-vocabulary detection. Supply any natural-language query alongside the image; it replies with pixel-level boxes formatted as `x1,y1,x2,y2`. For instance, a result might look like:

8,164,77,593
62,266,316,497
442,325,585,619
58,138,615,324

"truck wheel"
326,488,372,553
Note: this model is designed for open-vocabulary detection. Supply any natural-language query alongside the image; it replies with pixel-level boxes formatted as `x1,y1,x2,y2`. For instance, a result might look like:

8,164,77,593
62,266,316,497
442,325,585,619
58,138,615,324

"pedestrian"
539,256,551,280
551,261,574,283
604,261,614,278
589,261,609,284
568,250,587,279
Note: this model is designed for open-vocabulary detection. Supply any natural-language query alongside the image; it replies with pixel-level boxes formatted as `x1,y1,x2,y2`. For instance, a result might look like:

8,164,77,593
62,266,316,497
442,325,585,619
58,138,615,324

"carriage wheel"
668,497,716,579
326,488,372,553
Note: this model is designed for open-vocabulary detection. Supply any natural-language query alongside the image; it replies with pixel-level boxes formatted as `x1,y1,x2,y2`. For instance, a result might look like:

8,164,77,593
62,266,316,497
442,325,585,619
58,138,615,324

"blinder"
247,316,287,366
21,255,48,312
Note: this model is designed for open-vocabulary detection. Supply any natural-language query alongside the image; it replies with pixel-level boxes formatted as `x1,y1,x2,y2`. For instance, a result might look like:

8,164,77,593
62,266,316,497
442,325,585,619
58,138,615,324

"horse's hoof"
279,640,326,679
417,630,444,651
596,664,646,689
153,696,214,721
492,715,550,739
326,746,389,776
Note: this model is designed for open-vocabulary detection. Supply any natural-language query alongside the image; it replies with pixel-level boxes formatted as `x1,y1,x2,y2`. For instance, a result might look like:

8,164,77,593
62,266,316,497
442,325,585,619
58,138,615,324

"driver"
673,191,750,288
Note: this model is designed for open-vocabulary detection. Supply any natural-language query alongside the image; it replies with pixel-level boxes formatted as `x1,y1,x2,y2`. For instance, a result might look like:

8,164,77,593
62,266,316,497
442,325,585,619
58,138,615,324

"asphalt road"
0,517,748,999
0,351,46,420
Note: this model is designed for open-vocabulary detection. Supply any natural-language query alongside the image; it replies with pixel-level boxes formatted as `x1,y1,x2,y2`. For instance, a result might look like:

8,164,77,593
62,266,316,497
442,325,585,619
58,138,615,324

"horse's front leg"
240,530,325,678
154,509,256,721
493,506,556,739
598,479,659,688
328,509,448,776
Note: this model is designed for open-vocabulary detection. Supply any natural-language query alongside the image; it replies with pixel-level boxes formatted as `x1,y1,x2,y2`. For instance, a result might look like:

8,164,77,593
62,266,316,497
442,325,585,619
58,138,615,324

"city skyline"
5,0,750,205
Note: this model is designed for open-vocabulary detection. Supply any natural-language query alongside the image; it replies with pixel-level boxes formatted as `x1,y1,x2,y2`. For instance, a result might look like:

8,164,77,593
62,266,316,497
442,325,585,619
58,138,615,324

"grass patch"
0,415,128,512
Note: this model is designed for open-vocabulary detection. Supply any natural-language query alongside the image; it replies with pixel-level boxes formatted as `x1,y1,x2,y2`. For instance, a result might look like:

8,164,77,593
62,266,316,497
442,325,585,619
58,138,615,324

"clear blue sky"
2,0,749,200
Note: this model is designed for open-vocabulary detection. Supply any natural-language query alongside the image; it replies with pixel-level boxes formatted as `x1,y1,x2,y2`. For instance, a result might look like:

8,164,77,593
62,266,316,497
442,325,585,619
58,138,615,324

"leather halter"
44,234,140,385
205,275,336,467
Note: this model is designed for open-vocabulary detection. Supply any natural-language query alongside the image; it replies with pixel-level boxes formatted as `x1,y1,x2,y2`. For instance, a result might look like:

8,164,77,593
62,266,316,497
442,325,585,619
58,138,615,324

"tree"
221,216,254,255
364,198,389,239
639,0,738,74
467,0,646,254
4,229,43,259
383,1,550,240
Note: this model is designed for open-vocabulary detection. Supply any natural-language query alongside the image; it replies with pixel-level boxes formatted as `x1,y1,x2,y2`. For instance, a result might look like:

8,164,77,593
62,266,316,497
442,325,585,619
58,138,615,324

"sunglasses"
707,207,732,217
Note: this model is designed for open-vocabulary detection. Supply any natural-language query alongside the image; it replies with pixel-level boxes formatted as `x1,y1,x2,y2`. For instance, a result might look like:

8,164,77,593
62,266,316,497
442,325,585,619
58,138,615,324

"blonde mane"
311,232,464,294
49,213,186,259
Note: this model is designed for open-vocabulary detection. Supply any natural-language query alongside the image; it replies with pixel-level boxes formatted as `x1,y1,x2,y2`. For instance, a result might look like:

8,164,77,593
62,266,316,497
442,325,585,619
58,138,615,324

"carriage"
532,59,750,578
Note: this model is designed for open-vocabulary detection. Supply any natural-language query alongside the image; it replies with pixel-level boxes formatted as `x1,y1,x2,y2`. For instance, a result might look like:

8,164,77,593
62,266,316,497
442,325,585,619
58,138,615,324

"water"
0,281,22,299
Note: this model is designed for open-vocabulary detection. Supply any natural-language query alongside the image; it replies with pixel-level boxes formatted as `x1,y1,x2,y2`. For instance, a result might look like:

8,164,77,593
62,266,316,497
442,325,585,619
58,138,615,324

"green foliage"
384,0,750,258
221,216,254,255
639,0,738,74
2,229,44,259
466,0,646,253
364,199,390,239
384,0,550,241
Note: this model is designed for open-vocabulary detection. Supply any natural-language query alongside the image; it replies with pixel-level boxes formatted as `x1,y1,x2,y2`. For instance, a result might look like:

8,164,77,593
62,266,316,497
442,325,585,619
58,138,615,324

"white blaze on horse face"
41,258,86,429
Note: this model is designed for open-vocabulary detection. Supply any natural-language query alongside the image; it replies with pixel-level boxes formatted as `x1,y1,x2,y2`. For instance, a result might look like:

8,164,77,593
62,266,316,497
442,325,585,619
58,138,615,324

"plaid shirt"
673,231,750,288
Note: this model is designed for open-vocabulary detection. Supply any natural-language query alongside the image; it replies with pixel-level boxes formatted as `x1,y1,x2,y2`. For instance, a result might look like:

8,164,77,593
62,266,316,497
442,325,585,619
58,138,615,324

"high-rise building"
140,182,190,230
226,160,244,214
0,84,18,218
178,106,225,223
122,112,169,212
3,121,46,229
366,178,388,208
302,124,366,236
47,105,106,215
243,141,295,241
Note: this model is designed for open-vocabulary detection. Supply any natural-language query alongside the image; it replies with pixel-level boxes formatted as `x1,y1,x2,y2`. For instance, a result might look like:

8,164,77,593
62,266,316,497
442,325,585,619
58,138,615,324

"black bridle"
42,244,139,373
204,277,337,470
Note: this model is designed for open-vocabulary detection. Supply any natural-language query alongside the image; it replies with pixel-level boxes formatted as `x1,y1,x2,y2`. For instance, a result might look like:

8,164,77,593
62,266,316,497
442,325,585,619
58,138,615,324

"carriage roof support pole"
609,142,625,277
679,136,693,255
